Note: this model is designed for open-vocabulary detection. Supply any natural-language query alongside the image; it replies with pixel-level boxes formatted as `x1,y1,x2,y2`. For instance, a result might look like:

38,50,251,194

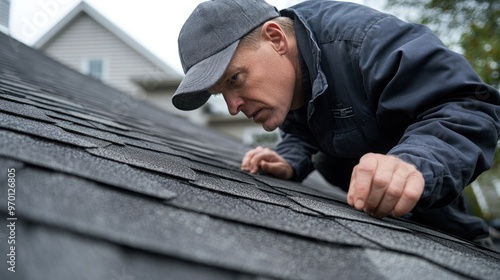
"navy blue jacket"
276,0,500,211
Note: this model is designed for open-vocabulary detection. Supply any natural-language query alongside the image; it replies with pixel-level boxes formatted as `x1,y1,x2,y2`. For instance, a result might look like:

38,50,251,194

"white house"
33,2,181,99
31,1,280,147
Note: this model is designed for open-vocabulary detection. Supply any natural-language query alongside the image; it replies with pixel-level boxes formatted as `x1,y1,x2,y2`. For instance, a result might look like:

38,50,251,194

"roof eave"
33,2,182,79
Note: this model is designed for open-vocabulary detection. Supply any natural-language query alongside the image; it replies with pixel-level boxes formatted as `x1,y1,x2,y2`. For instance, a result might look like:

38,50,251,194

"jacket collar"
280,8,328,102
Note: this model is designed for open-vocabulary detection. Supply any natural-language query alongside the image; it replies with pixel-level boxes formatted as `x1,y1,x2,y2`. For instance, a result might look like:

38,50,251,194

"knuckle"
409,170,424,182
372,174,391,189
403,188,422,202
355,161,376,174
385,186,403,199
398,163,415,174
360,152,376,160
249,155,262,166
353,184,370,197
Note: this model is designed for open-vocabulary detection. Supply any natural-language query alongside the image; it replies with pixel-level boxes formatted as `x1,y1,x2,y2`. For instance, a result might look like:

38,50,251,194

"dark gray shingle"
0,32,499,280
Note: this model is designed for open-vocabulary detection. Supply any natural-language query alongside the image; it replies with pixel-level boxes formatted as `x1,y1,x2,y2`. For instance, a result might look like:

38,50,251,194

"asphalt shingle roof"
1,32,500,280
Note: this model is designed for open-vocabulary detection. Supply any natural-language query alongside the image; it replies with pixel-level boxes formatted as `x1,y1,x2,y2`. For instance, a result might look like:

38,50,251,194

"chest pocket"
315,100,394,158
329,103,370,158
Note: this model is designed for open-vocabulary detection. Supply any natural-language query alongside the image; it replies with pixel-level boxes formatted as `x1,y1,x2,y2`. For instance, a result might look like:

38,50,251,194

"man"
172,0,500,244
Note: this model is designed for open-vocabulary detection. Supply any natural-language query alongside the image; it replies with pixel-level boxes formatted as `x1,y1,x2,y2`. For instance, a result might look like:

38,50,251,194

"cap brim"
172,40,239,111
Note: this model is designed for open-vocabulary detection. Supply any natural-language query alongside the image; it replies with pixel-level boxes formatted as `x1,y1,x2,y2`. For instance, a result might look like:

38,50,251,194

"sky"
8,0,386,75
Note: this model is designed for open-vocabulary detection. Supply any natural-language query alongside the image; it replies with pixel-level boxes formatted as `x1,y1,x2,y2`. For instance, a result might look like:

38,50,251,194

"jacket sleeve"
358,16,500,209
275,130,318,182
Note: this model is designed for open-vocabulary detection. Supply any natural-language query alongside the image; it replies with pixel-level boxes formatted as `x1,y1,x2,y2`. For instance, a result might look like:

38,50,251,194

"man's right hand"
241,146,293,180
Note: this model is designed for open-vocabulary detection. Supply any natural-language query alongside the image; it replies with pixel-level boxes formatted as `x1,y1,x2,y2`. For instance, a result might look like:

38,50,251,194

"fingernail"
354,200,364,210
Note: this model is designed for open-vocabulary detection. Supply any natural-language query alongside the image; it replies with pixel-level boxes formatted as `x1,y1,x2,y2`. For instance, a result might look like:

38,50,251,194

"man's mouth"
246,109,259,119
251,110,262,122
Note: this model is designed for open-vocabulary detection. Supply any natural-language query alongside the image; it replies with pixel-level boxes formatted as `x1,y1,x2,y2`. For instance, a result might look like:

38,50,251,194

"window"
83,59,105,80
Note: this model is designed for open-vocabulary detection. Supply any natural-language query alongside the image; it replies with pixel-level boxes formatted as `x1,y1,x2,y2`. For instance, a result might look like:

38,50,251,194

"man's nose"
224,94,243,116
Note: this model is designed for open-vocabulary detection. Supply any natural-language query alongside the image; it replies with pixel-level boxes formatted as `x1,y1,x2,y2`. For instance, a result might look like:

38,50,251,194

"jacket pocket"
331,120,371,158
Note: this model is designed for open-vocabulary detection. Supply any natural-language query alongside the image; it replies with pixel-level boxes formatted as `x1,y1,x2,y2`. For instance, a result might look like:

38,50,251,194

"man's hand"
347,153,424,219
241,146,293,180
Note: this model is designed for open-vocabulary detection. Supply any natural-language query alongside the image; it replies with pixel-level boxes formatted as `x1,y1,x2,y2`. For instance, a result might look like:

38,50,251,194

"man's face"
210,39,297,132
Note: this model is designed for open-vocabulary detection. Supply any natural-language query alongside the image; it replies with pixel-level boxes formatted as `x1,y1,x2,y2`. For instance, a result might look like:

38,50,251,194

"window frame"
81,58,107,81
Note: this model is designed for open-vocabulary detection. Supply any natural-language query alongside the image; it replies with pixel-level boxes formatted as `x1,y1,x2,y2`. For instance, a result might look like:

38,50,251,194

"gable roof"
1,32,500,280
33,1,180,78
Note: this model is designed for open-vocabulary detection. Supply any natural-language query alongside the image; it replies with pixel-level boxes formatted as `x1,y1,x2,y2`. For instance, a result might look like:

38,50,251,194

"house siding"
41,13,166,97
0,0,9,30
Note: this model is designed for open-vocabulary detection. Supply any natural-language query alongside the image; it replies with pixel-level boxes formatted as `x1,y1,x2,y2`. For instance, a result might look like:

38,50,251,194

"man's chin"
262,126,275,132
261,121,280,132
256,114,285,132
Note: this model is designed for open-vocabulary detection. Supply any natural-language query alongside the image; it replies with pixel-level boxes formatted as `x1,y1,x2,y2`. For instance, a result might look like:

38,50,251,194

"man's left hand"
347,153,425,218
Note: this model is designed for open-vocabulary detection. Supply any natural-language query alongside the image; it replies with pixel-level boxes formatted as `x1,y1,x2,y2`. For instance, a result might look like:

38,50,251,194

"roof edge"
33,1,181,78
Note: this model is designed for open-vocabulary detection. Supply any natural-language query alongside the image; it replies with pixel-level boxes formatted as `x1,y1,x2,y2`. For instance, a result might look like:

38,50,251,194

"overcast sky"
9,0,387,75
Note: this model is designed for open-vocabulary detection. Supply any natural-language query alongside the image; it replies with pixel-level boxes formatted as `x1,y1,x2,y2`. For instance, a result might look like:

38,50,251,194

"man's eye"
229,73,239,84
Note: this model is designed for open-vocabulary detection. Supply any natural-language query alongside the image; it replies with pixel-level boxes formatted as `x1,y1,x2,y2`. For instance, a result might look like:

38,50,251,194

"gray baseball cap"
172,0,279,111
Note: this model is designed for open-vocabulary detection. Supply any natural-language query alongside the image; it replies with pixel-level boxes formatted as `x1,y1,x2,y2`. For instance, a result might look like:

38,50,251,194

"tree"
385,0,499,89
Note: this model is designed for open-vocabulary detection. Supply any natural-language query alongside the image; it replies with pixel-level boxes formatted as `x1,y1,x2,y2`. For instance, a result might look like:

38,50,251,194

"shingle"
336,219,500,279
362,249,469,280
3,165,385,280
55,119,127,145
86,144,198,181
1,31,499,280
23,87,84,110
5,219,261,280
290,195,412,232
0,111,97,148
0,98,56,123
67,110,130,131
255,173,347,202
190,173,279,203
186,160,253,183
1,91,75,116
0,132,176,200
46,109,106,128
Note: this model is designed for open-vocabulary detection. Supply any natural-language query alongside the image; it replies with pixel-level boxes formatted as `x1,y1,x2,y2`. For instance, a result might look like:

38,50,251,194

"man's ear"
262,21,288,55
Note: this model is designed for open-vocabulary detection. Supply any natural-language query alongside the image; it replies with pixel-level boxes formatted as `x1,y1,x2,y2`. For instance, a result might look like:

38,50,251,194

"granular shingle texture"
0,32,499,280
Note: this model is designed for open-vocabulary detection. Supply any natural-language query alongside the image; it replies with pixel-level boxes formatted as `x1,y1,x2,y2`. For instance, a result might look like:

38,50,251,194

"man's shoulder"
282,0,393,42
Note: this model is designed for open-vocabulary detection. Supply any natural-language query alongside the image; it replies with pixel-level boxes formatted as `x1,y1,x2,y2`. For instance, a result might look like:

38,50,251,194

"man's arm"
357,15,500,211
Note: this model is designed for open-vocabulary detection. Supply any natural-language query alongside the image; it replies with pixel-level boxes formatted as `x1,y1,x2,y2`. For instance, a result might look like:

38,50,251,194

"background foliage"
386,0,499,89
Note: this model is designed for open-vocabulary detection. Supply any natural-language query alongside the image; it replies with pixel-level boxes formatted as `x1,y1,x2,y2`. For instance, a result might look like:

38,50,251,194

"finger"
391,171,424,217
347,168,357,206
242,146,263,166
241,146,264,171
363,159,395,215
249,147,274,173
348,153,378,211
372,164,408,218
